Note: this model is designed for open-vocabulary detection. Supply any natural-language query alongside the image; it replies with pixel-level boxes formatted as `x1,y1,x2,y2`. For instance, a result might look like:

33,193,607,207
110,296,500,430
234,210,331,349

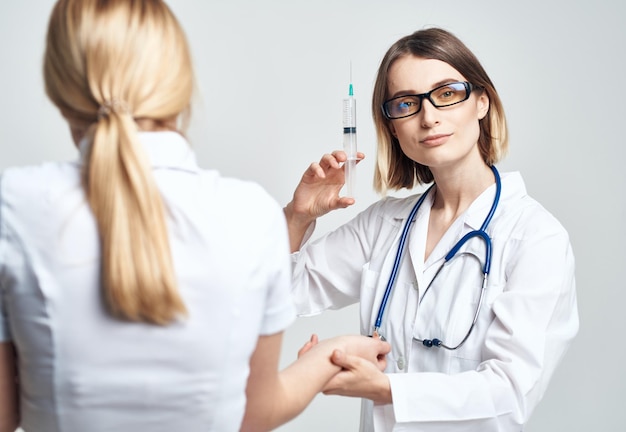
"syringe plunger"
343,84,357,198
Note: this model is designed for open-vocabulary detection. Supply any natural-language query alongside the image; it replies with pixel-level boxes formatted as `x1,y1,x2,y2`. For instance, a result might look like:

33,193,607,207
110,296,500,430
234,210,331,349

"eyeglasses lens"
430,82,469,107
384,82,470,120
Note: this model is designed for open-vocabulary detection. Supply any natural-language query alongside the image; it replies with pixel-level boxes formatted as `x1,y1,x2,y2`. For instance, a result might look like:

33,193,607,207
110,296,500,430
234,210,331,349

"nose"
420,97,440,128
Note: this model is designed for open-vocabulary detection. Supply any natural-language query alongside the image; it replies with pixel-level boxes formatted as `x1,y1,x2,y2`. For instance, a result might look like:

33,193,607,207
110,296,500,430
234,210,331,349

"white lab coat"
291,171,578,431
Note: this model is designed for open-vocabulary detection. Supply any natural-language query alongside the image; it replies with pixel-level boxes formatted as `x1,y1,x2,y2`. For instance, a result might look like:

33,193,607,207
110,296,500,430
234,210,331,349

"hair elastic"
98,99,132,120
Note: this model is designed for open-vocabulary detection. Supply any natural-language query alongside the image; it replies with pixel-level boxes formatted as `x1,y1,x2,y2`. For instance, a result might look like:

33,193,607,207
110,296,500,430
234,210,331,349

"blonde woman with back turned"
0,1,390,431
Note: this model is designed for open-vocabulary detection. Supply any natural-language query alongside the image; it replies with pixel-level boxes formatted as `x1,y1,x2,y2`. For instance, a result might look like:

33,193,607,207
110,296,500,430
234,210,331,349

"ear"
477,91,490,120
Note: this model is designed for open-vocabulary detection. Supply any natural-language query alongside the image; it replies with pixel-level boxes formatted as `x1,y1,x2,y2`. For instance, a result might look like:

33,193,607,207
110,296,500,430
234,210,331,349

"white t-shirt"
0,131,296,432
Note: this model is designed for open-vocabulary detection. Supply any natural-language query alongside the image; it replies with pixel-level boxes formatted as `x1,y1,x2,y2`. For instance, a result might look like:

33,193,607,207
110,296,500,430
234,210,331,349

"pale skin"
284,55,492,403
242,332,389,431
0,342,19,432
0,118,391,432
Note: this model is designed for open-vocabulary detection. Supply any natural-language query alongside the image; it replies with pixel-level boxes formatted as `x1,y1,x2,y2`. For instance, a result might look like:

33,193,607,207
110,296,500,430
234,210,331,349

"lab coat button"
412,281,418,290
397,356,405,370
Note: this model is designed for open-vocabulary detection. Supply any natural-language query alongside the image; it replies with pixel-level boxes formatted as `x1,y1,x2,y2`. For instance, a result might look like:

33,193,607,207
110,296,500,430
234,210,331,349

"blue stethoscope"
372,165,501,350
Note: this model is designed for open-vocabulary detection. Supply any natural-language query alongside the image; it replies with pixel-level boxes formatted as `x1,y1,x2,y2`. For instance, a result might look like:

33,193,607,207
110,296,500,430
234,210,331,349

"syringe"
343,79,357,198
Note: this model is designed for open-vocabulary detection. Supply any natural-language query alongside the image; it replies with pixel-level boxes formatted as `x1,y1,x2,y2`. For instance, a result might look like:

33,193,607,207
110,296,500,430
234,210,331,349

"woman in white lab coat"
284,27,579,431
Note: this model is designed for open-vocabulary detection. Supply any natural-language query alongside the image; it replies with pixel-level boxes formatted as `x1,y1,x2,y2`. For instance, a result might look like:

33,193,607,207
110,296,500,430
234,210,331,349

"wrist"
303,339,343,374
283,202,315,229
373,374,392,405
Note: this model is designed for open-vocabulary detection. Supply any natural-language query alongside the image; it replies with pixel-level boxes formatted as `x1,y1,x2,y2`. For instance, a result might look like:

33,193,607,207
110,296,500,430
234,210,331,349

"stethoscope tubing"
372,166,501,340
373,183,435,332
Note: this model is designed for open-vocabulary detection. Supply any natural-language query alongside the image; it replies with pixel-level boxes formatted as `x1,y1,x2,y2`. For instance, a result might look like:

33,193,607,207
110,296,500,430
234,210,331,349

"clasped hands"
298,333,393,405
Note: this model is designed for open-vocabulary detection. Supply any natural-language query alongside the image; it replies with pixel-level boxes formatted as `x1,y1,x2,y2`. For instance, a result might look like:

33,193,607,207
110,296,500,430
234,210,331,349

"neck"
424,161,496,262
430,164,494,219
70,117,179,147
135,117,178,132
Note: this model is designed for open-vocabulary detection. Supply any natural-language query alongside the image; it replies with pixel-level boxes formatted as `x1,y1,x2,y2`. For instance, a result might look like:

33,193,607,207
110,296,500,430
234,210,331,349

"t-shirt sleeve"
257,196,297,336
240,184,296,336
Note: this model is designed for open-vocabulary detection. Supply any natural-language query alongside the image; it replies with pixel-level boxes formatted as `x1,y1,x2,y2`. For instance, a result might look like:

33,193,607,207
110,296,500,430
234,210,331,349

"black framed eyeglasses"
382,81,478,120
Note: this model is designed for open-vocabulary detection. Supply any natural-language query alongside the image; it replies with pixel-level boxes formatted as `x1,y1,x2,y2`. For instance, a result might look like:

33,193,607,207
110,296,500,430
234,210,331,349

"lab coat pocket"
359,265,384,336
448,280,501,374
448,298,483,373
423,252,487,373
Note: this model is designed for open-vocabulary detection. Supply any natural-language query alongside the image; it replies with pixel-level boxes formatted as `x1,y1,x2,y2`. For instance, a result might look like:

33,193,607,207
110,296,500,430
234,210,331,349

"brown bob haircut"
372,27,508,194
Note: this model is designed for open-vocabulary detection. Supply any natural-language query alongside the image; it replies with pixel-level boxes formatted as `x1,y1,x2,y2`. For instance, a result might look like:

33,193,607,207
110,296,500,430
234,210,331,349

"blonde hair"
372,28,508,194
44,0,194,324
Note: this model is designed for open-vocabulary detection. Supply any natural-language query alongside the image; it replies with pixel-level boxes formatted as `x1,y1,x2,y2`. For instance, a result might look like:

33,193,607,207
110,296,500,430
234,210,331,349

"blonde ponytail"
86,106,186,324
44,0,194,324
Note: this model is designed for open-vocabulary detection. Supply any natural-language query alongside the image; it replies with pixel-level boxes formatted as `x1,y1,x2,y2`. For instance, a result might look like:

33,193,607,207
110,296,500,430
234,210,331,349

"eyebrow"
388,78,464,99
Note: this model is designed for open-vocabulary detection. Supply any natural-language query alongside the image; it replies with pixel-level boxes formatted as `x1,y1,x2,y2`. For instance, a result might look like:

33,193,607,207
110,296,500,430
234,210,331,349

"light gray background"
1,1,624,431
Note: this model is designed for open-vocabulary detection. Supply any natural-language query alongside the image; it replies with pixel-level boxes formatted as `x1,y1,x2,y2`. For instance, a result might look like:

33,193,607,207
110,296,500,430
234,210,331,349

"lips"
420,133,451,146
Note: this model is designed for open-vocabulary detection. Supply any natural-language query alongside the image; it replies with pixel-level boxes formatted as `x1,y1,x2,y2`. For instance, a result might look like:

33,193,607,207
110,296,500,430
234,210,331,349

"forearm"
271,342,343,425
243,331,389,431
386,369,526,430
283,202,315,253
242,334,343,432
0,342,19,432
371,374,392,405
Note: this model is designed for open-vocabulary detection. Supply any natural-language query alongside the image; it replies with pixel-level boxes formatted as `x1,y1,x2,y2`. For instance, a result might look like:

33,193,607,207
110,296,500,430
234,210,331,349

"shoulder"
198,172,284,233
1,161,83,249
202,173,280,213
1,161,81,213
2,160,80,192
495,172,569,242
365,193,424,216
334,193,429,248
356,191,427,226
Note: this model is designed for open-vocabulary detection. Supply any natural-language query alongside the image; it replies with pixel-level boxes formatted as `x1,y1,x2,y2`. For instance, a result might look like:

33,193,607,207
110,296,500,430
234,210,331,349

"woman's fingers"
297,334,319,358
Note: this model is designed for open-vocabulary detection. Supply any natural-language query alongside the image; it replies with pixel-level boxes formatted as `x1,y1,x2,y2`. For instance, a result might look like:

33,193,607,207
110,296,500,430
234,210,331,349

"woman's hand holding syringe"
283,150,365,252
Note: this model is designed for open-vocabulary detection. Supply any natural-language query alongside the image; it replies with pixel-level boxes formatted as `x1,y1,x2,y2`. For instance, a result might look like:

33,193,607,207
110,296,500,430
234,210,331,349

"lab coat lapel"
405,190,435,289
409,181,498,289
464,180,501,232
